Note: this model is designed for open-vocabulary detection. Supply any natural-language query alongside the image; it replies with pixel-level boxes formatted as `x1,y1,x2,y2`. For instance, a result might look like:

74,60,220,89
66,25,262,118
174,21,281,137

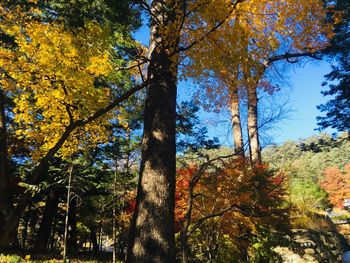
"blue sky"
197,61,336,146
134,26,335,145
270,61,334,143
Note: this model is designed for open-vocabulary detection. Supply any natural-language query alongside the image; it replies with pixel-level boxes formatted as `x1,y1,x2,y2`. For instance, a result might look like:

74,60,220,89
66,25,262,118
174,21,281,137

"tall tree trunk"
230,88,244,157
180,179,195,263
126,1,181,261
63,165,73,262
68,197,78,252
0,88,17,249
33,191,59,252
27,208,39,247
113,168,117,263
247,85,261,165
50,212,58,251
21,208,31,249
89,226,99,254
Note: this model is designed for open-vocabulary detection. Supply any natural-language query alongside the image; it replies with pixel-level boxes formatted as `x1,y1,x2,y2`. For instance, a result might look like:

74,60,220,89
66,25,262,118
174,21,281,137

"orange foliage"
320,164,350,208
175,167,193,223
175,160,287,236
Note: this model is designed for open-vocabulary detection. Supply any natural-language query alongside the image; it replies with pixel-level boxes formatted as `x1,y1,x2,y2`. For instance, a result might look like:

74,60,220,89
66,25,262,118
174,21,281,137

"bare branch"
187,204,247,237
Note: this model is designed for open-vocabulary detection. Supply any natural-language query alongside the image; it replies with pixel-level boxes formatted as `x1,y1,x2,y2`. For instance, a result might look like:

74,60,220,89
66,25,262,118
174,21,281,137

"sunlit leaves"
0,4,131,160
320,164,350,208
182,0,335,110
175,159,287,261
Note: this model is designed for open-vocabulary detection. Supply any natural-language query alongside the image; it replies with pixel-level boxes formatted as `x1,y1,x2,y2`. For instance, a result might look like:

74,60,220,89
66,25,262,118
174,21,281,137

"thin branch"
178,0,245,52
266,51,323,66
116,59,148,72
139,0,162,26
187,204,245,237
29,79,150,185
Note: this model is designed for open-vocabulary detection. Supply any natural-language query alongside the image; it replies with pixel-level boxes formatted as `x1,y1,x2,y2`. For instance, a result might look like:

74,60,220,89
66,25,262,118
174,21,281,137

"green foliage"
186,221,240,263
263,133,350,210
317,0,350,131
290,179,328,210
176,100,219,153
36,0,141,32
0,253,118,262
248,228,282,263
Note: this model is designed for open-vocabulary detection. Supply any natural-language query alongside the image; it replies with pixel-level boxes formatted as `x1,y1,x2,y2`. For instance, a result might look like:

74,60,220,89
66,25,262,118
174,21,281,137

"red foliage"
123,191,137,215
174,160,287,235
175,166,197,231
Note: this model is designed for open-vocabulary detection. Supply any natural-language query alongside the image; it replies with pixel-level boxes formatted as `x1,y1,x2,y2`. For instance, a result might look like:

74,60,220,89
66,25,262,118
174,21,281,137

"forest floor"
0,252,115,263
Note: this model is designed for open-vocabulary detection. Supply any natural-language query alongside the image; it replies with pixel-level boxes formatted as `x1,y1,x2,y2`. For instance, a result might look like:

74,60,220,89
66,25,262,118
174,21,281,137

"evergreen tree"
317,0,350,131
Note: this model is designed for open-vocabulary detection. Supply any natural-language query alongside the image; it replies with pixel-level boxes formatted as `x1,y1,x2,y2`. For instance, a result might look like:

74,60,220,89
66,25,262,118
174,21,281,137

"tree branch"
29,79,150,185
266,51,323,66
178,0,245,52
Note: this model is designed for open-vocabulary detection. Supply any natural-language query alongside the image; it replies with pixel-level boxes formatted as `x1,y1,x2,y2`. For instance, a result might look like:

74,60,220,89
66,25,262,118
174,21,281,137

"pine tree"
317,0,350,131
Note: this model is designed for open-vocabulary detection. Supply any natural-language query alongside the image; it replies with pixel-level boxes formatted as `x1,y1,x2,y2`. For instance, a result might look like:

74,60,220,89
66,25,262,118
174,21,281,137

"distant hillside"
262,132,350,210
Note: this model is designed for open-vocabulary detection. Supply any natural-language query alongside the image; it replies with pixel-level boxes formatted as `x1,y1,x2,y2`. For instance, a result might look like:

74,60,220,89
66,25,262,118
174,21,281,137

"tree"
317,0,350,132
126,0,337,260
263,133,350,210
0,1,143,249
175,158,287,262
183,0,334,165
126,1,245,260
320,164,350,208
176,100,219,154
126,1,181,260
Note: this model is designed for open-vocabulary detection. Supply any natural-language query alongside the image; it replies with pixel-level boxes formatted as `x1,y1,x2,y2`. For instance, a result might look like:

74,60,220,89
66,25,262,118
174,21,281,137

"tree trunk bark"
113,168,117,263
180,181,195,263
33,191,59,252
63,165,73,262
28,208,39,247
247,85,261,165
126,1,181,262
0,88,18,249
50,211,58,251
21,208,32,249
89,226,99,254
68,197,78,252
230,88,244,157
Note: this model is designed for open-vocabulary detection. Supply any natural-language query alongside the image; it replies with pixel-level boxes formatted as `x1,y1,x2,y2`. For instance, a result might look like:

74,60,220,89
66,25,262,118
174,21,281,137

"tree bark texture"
230,89,244,157
247,85,261,165
33,191,59,252
126,1,181,262
50,212,58,251
180,178,195,263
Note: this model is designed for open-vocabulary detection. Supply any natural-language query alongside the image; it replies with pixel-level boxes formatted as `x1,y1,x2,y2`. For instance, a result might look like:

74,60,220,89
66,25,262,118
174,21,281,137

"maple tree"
175,158,287,262
320,164,350,208
1,12,114,159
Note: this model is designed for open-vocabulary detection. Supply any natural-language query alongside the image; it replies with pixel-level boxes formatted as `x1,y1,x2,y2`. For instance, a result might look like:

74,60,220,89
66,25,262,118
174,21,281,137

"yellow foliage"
182,0,336,110
0,4,119,160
